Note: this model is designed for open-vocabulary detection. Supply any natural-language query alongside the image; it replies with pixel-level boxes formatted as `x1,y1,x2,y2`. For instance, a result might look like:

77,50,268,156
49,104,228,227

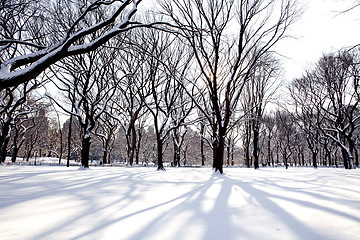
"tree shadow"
1,167,359,240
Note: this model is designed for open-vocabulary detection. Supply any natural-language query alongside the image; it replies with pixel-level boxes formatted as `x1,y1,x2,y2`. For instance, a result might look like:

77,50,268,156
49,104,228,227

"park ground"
0,165,359,240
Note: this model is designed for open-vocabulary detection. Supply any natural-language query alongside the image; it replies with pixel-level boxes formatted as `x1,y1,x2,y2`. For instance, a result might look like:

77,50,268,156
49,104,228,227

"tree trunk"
267,137,271,167
58,129,63,165
102,150,108,165
231,146,234,166
135,128,142,165
0,137,10,164
227,138,231,166
301,151,305,167
341,148,349,169
67,114,73,168
173,130,180,167
244,140,250,168
102,135,112,165
253,128,260,169
157,137,164,170
284,149,288,169
355,147,359,167
11,147,19,163
129,123,137,166
312,151,318,168
348,139,355,169
81,136,91,168
213,133,225,174
183,145,188,166
200,123,205,166
0,123,11,163
26,144,33,162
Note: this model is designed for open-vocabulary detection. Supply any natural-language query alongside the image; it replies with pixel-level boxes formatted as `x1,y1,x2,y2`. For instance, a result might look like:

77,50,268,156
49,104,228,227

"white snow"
0,166,359,240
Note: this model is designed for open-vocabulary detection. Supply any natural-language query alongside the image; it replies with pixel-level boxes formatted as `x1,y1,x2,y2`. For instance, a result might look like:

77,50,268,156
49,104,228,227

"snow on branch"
0,0,143,90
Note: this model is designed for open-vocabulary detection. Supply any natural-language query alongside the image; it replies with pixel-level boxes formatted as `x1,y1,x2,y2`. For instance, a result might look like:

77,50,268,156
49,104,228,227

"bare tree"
263,113,276,167
50,45,121,168
159,0,298,173
95,109,119,165
274,110,296,169
248,56,280,169
289,71,323,168
111,29,150,166
0,81,41,163
141,28,193,170
315,50,360,169
22,108,49,163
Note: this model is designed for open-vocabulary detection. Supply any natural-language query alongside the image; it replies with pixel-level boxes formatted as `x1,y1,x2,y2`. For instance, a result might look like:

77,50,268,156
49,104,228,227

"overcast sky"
280,0,360,81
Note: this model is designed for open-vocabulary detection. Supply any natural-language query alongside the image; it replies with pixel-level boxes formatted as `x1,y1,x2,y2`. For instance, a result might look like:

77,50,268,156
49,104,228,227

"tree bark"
81,136,91,168
157,136,164,170
312,151,318,168
244,140,250,168
267,137,271,167
0,122,11,163
11,147,19,163
213,132,225,174
135,128,142,165
67,114,73,167
355,147,359,167
173,130,180,167
200,123,205,166
253,128,260,169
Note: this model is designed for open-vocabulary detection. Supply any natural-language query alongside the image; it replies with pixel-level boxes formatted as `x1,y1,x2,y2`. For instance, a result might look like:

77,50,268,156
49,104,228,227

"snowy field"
0,166,359,240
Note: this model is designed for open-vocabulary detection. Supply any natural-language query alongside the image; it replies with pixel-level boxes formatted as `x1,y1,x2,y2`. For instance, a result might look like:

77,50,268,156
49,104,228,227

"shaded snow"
0,166,359,240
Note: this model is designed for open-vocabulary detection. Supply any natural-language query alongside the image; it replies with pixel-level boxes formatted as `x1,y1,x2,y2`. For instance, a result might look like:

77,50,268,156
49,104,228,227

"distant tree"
289,72,323,168
274,110,296,169
247,55,280,169
9,108,36,162
95,106,120,165
263,114,276,167
112,29,150,166
315,50,360,169
50,45,121,168
142,28,193,170
0,81,41,163
62,117,82,163
23,108,49,163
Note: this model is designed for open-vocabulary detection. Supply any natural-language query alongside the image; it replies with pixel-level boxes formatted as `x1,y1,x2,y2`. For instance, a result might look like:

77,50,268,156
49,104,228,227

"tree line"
0,0,359,172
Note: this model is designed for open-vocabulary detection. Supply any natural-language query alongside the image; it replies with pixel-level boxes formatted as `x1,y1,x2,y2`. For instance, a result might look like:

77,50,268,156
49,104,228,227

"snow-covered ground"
0,166,359,240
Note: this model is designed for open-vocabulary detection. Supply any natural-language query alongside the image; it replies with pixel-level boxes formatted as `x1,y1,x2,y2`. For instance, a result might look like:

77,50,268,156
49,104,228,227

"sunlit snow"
0,166,359,240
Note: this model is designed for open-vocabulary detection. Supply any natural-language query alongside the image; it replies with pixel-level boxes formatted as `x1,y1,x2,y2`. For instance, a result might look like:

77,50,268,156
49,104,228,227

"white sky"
279,0,360,81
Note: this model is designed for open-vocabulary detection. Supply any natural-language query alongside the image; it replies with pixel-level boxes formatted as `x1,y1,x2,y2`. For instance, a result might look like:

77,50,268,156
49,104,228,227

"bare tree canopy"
159,0,299,173
0,0,144,90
